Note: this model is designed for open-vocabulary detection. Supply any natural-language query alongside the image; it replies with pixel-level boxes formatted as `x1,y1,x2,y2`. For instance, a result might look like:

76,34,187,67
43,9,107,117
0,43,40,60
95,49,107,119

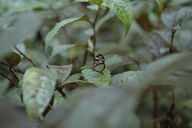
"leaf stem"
0,71,19,88
92,6,101,57
170,29,176,54
15,46,39,67
82,6,101,66
152,86,158,128
56,82,66,98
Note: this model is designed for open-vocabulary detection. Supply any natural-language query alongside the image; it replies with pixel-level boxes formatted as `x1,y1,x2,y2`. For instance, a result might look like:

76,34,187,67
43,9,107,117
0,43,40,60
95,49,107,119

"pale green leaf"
22,67,56,119
81,68,111,86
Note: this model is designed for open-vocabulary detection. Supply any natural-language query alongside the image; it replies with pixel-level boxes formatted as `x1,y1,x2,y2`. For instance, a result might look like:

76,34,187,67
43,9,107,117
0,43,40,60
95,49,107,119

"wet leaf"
81,68,111,86
22,67,56,118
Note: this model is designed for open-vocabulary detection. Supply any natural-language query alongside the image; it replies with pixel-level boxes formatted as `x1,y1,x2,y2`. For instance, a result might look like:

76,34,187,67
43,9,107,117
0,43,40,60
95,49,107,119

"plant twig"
170,29,176,54
82,45,88,66
0,71,18,88
14,46,39,67
92,6,101,57
56,81,66,98
82,7,101,66
152,86,158,128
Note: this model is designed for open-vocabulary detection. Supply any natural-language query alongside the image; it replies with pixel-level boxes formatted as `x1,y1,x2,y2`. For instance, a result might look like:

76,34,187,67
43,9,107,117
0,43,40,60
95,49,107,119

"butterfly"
92,54,105,73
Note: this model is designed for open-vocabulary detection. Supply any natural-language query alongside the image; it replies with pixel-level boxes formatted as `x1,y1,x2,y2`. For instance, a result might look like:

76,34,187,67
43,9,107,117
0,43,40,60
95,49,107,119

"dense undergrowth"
0,0,192,128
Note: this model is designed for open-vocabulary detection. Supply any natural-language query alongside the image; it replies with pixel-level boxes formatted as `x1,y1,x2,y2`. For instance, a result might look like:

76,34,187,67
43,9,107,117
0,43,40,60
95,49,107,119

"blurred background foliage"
0,0,192,128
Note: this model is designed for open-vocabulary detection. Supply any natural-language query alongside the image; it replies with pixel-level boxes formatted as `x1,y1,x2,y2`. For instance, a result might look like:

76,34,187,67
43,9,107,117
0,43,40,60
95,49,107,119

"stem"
172,88,175,105
82,7,101,66
82,46,88,66
152,87,158,128
56,81,66,98
57,88,66,98
0,71,18,88
170,29,176,54
15,46,39,67
92,6,101,57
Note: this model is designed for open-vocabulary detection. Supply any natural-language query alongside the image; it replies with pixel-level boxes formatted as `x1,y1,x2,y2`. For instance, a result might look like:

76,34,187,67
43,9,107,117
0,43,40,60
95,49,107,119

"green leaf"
22,67,56,119
89,0,103,5
81,68,111,86
110,52,192,90
102,0,133,35
45,16,89,51
2,52,21,68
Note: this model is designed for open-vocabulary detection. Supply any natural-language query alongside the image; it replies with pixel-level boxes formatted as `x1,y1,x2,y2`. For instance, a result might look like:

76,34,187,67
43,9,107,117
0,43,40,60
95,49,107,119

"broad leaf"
41,88,140,128
22,67,56,118
144,33,169,57
102,0,133,35
81,68,111,86
110,52,192,90
47,64,73,84
161,7,192,30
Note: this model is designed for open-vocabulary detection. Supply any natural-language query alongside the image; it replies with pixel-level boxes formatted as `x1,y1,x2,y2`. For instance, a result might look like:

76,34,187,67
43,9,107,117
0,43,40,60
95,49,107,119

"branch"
169,29,176,54
15,46,39,67
0,71,19,88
